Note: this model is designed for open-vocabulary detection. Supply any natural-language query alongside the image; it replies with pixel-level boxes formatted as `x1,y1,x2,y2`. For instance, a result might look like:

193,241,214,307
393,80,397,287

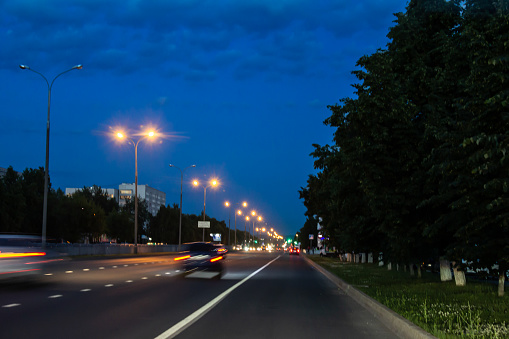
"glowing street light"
115,128,158,250
234,207,245,248
193,178,219,241
169,164,196,251
20,64,82,248
245,215,250,248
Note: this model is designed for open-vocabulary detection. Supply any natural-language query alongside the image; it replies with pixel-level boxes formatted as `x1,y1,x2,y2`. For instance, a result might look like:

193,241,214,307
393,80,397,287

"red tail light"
174,255,191,261
0,252,46,259
210,256,223,263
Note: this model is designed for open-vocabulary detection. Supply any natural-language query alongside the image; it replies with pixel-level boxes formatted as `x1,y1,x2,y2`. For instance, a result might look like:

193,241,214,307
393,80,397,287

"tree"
0,167,26,233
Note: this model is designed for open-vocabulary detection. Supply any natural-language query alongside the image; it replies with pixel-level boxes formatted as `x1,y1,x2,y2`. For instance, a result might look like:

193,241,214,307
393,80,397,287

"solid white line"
154,255,281,339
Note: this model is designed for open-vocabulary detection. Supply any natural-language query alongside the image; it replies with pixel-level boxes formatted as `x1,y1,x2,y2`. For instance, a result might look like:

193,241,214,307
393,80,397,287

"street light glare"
116,132,124,139
237,210,242,215
211,179,218,186
243,202,247,207
225,201,230,207
193,180,199,186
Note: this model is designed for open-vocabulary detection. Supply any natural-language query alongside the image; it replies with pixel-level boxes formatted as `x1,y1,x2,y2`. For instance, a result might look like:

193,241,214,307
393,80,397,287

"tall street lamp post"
193,179,219,241
224,202,231,247
244,216,250,248
170,164,196,251
116,130,157,251
20,64,82,248
228,201,248,249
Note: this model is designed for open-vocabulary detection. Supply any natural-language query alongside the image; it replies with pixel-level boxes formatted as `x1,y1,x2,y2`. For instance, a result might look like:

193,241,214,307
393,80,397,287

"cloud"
0,0,406,79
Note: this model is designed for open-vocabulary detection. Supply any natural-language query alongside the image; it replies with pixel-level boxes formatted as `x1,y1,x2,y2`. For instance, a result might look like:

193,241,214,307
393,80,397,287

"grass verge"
308,256,509,339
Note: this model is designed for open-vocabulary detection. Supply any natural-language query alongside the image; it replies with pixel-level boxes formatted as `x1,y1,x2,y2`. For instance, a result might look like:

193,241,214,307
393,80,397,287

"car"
288,247,300,255
0,234,62,283
174,242,225,278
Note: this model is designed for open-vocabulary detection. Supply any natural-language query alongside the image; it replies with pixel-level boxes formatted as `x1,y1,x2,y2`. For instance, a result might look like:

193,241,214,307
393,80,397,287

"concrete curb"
302,255,437,339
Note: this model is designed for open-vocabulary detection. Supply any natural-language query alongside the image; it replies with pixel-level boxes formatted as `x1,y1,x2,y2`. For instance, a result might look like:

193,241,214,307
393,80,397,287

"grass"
308,256,509,339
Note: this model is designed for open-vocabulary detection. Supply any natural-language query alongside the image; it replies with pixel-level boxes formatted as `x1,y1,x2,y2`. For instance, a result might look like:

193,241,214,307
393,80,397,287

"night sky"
0,0,408,237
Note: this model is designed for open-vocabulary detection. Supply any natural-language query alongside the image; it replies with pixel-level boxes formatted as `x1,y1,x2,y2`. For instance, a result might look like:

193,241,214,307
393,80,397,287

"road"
0,251,397,339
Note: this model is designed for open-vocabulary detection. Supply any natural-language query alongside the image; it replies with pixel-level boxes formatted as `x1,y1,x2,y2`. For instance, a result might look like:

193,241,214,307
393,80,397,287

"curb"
302,255,437,339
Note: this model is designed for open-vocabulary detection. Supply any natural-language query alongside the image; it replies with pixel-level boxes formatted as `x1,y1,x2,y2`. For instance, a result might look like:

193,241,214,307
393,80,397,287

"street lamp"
116,129,158,250
234,207,244,248
193,178,219,241
169,164,196,251
224,202,231,247
20,64,82,248
244,216,250,248
227,201,248,249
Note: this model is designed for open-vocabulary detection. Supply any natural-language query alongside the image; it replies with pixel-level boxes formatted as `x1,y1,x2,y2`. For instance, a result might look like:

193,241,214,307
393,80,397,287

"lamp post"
116,130,157,251
193,179,219,241
244,216,250,248
224,202,231,247
228,201,247,249
169,164,196,251
20,64,82,248
250,210,257,246
234,208,242,248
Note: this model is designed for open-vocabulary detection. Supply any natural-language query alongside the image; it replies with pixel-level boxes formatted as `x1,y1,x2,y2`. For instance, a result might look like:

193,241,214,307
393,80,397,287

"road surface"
0,251,397,339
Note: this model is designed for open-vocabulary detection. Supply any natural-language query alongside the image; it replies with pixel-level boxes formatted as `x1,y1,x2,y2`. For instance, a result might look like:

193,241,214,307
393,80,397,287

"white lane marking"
154,255,280,339
112,266,118,268
126,280,133,283
124,265,129,267
141,277,148,280
65,271,73,274
155,274,161,277
134,264,139,266
99,267,105,270
48,295,63,299
2,304,21,308
83,269,90,271
44,273,53,276
165,272,171,275
105,284,114,287
81,289,91,292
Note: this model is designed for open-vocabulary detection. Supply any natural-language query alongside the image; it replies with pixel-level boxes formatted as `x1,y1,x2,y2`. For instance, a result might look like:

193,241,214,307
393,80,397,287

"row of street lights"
20,64,280,250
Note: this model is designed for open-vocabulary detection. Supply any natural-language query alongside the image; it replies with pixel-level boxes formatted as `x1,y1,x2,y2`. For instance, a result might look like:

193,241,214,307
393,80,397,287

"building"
65,187,119,202
118,183,166,216
65,184,166,217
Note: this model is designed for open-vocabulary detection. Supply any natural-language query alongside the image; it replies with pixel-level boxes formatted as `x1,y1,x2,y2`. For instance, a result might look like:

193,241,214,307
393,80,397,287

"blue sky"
0,0,408,238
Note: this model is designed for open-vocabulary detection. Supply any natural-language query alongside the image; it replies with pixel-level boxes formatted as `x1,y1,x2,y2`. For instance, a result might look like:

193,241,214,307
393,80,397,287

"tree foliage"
300,0,509,284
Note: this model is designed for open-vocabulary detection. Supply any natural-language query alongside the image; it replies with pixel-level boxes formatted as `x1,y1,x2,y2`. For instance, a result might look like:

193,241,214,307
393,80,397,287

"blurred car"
288,247,300,255
0,234,61,282
174,242,225,278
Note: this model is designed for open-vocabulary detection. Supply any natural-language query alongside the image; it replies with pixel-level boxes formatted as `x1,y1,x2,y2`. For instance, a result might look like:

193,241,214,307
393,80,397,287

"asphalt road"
0,252,397,339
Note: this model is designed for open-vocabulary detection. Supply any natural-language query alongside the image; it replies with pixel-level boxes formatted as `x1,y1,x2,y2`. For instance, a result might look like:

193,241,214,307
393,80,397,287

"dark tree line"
299,0,508,296
0,166,233,245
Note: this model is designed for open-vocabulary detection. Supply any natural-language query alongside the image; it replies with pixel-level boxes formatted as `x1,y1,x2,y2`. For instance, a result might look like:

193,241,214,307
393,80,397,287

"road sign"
198,221,210,228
